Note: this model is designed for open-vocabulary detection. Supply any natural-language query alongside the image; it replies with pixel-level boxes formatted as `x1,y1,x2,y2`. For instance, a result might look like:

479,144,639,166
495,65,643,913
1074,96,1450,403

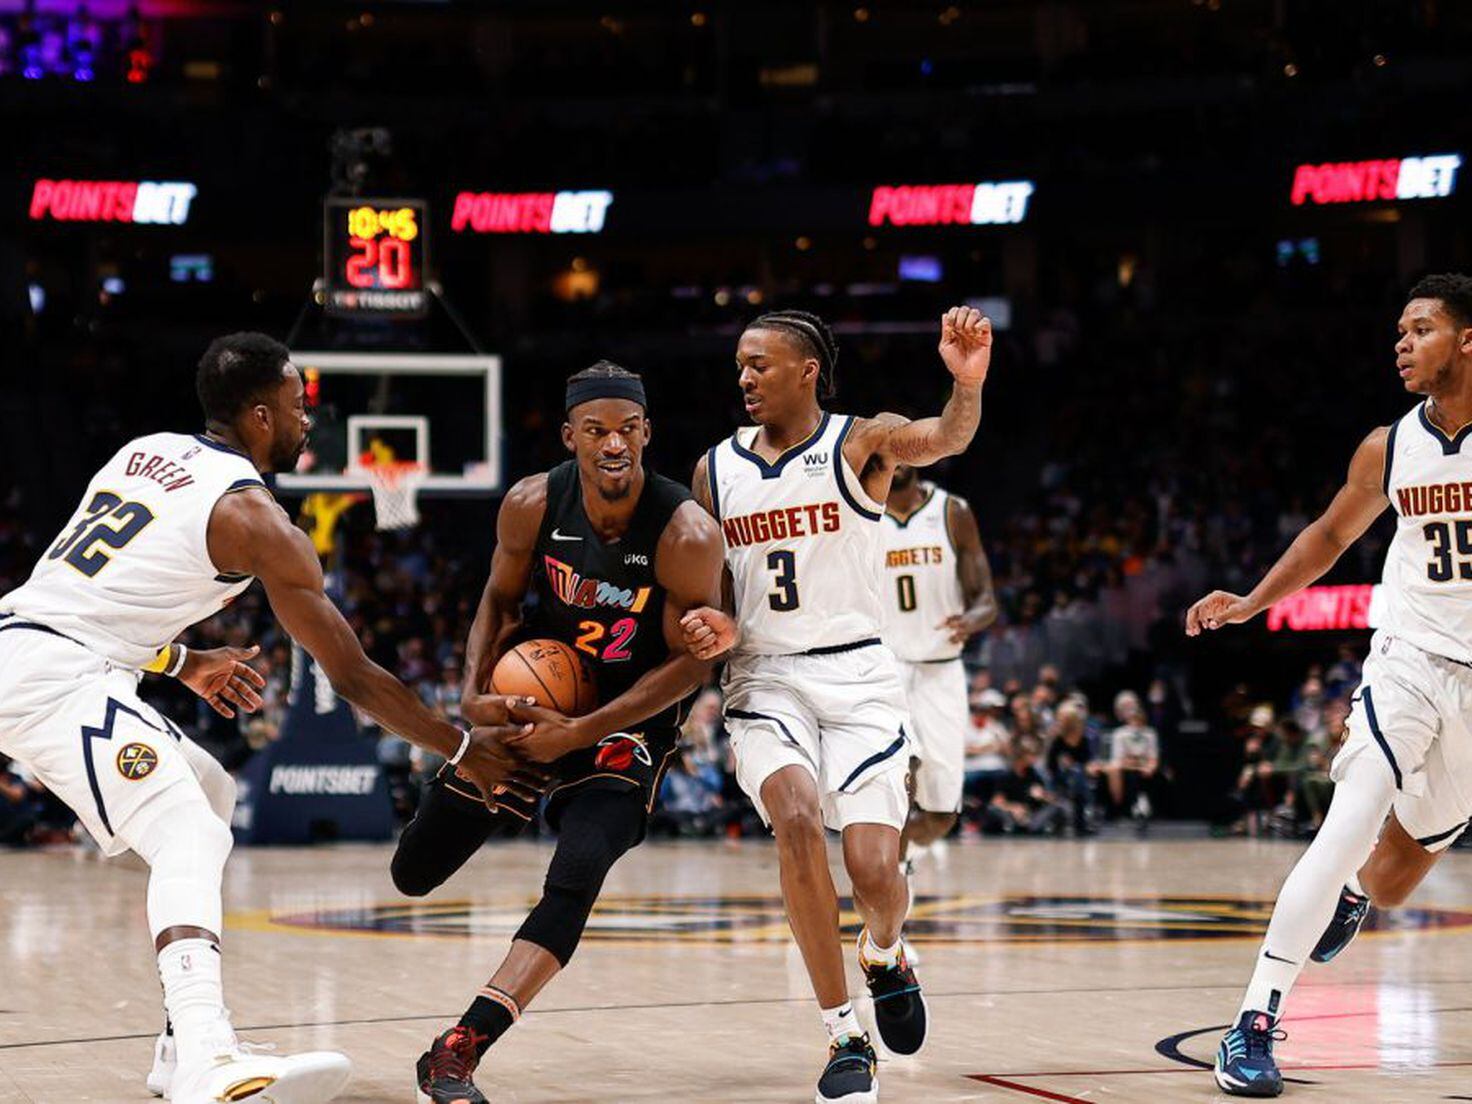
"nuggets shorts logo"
116,742,159,781
594,733,651,771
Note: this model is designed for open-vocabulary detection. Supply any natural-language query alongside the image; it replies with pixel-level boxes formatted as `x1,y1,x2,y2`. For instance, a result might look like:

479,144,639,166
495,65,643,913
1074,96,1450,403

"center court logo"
259,894,1472,945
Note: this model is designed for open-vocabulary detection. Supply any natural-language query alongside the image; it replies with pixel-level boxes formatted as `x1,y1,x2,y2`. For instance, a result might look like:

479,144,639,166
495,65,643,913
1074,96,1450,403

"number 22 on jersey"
575,617,638,661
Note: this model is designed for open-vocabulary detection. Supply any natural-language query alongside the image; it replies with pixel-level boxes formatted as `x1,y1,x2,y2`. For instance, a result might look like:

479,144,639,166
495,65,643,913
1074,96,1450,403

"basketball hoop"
352,461,427,531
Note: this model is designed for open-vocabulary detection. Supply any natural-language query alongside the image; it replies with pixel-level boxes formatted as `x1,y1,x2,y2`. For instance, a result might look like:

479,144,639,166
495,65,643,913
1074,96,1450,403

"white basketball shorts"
0,619,208,856
1335,630,1472,852
722,642,912,832
897,657,967,814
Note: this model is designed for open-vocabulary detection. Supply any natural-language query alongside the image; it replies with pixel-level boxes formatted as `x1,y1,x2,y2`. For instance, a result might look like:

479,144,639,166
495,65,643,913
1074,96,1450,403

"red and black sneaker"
415,1025,489,1104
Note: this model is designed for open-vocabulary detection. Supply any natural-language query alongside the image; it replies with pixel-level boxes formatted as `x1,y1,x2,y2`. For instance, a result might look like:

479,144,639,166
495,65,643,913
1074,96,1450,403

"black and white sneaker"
815,1032,878,1104
859,932,928,1056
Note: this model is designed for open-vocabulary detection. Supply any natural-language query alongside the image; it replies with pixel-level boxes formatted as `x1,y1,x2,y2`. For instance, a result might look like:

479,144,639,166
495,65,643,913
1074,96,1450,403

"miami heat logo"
594,733,652,772
116,743,159,781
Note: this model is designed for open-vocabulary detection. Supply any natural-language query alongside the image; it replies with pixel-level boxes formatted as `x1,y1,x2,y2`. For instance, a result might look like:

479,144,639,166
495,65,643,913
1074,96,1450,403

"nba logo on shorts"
116,742,159,781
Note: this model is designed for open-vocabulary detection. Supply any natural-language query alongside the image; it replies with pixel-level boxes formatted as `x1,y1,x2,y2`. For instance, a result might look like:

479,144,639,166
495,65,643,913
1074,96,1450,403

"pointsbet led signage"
450,190,613,234
868,181,1035,227
1290,154,1461,206
29,179,197,225
1265,584,1382,632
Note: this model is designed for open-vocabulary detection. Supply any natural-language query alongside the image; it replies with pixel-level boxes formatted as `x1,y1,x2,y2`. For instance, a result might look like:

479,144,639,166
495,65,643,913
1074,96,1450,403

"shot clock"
323,197,429,318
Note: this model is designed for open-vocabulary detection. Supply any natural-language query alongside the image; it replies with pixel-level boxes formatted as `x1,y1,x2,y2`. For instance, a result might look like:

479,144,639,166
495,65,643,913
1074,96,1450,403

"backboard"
276,352,501,496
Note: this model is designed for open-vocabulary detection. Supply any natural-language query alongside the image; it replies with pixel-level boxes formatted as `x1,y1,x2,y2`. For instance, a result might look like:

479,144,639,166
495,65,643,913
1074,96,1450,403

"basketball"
490,638,597,716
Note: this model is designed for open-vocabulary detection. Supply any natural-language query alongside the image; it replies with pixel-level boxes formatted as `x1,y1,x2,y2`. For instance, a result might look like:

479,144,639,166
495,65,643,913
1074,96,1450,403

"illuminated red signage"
1290,154,1461,206
450,190,613,234
868,181,1034,227
29,179,197,225
1266,585,1379,632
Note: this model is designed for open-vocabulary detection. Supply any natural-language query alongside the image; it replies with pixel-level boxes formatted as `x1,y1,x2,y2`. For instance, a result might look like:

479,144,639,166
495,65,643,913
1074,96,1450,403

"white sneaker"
171,1048,351,1104
147,1031,176,1097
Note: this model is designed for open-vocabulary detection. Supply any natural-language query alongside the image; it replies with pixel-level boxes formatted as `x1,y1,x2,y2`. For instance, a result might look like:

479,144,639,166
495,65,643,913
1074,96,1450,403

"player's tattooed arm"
942,495,999,643
1186,425,1391,636
209,488,544,803
509,501,726,761
845,306,991,494
462,474,547,725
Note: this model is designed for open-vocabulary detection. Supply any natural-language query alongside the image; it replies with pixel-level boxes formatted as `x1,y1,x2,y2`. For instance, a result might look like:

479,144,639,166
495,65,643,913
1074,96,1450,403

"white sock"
859,930,902,968
820,1002,861,1042
1236,755,1394,1022
158,939,232,1066
1347,871,1368,898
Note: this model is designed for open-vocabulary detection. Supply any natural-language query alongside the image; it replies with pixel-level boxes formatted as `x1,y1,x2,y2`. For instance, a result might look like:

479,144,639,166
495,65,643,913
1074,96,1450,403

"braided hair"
745,310,839,400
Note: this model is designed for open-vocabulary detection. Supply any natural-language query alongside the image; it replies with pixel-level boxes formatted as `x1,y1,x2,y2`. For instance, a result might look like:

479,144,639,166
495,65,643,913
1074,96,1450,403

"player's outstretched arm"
849,306,991,475
942,495,999,643
462,474,547,724
509,500,726,762
1185,426,1391,636
207,488,545,803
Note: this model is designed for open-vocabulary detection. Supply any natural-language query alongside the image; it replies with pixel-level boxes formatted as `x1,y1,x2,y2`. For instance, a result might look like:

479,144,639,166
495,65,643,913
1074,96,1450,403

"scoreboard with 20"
323,197,429,318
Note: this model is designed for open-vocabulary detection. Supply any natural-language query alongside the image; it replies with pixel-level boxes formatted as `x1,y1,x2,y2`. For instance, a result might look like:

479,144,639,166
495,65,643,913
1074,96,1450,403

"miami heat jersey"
706,412,885,655
0,432,263,669
1379,402,1472,664
879,483,965,662
525,460,691,728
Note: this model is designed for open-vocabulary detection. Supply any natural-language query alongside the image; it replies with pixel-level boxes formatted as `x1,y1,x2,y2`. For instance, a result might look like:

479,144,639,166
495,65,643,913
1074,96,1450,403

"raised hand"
938,305,993,386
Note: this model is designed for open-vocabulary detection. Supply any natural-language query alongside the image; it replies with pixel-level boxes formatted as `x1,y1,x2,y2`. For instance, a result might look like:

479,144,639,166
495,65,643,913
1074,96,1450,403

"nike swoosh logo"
551,529,582,542
1262,951,1297,964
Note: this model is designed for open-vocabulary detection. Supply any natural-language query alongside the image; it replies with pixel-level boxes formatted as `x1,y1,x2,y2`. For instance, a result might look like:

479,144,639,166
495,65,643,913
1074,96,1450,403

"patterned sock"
859,929,902,968
459,986,520,1058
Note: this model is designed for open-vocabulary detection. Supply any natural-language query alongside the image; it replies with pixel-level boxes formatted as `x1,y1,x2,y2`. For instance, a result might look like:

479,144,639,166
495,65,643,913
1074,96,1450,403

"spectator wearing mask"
963,689,1012,808
1104,690,1159,826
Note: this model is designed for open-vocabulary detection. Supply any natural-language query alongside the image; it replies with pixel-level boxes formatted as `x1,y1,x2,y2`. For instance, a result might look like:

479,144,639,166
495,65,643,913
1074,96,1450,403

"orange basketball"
490,638,597,716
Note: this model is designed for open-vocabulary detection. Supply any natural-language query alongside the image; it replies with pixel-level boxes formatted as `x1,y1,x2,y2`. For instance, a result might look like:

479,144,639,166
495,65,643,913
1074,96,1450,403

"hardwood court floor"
3,835,1472,1102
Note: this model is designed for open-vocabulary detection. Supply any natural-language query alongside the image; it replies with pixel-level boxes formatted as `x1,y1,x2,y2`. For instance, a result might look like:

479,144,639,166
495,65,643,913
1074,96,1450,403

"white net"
354,462,427,531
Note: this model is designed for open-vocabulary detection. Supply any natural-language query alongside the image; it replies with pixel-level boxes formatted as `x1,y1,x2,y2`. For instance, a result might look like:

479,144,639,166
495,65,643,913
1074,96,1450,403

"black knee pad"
516,788,644,964
390,843,444,898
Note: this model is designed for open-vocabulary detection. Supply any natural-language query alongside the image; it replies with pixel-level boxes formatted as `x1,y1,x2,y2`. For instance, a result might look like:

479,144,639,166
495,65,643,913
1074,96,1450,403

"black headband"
565,375,648,414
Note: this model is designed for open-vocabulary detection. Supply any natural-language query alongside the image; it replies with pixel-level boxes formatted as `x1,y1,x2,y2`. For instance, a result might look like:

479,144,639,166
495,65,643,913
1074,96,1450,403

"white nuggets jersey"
1379,402,1472,665
0,432,264,669
707,413,886,655
880,483,965,662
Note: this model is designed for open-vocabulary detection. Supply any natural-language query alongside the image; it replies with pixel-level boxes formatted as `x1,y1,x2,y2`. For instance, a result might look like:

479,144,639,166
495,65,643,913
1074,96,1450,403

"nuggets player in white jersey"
1186,273,1472,1098
0,333,539,1104
879,466,996,864
683,306,991,1104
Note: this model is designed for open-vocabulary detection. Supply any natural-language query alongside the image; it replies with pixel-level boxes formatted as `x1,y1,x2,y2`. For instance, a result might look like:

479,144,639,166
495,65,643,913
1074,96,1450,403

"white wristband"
447,728,472,766
165,644,189,678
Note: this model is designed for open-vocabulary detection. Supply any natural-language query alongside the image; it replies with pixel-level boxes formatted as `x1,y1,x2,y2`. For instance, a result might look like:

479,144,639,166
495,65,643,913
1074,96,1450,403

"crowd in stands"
0,476,1390,851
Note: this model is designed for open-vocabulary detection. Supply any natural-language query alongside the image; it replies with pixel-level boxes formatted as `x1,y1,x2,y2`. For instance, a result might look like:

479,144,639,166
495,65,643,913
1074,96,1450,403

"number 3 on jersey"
767,550,799,611
48,491,155,578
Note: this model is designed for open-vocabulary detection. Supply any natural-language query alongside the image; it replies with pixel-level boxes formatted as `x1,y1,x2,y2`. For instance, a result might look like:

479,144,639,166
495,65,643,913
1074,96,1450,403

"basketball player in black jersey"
393,362,725,1104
